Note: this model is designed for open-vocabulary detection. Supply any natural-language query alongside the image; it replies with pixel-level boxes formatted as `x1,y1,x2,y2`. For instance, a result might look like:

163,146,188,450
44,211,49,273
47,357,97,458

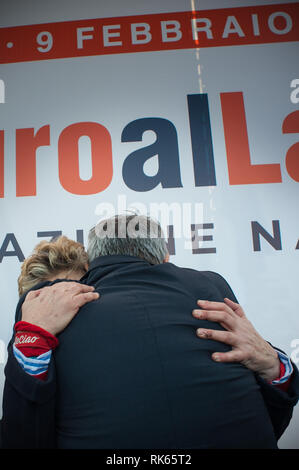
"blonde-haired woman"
0,235,99,447
18,235,89,297
10,236,98,379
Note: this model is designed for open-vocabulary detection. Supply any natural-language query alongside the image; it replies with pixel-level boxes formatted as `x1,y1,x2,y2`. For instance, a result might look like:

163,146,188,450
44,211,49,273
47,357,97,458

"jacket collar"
82,255,150,280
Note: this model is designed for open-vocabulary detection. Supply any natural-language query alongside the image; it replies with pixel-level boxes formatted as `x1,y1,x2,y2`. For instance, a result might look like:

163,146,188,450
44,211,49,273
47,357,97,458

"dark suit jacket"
1,255,299,448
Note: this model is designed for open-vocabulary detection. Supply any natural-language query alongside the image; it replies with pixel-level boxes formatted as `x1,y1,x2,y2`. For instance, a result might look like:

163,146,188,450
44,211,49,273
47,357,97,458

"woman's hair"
18,236,88,297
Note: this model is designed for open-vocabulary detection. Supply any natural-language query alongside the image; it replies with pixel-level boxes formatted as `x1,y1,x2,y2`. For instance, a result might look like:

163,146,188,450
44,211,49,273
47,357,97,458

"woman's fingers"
196,327,236,346
224,298,246,318
74,291,100,309
192,308,236,330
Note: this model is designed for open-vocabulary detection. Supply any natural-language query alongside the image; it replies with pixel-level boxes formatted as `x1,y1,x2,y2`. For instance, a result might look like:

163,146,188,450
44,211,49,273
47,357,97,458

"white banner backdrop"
0,0,298,448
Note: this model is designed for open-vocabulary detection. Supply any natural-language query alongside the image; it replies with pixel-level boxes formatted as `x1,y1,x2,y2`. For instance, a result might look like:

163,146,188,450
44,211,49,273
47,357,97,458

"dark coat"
1,256,299,448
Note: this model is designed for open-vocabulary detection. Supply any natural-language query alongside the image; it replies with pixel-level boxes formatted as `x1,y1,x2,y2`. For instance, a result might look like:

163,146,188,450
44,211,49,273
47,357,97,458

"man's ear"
163,253,170,263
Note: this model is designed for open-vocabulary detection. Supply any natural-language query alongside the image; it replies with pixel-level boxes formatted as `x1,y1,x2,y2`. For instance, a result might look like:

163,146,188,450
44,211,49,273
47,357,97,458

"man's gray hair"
87,214,169,264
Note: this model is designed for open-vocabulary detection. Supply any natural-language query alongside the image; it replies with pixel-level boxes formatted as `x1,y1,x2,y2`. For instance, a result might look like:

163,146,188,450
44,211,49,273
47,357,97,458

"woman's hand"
21,282,99,336
192,298,280,382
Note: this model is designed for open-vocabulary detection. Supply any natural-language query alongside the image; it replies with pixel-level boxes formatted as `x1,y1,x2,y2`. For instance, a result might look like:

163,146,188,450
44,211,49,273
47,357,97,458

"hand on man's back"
21,282,100,336
193,298,280,382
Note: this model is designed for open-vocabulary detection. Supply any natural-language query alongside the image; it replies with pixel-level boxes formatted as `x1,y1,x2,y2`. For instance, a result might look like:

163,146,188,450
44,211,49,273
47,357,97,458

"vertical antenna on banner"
190,0,203,93
190,0,216,248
